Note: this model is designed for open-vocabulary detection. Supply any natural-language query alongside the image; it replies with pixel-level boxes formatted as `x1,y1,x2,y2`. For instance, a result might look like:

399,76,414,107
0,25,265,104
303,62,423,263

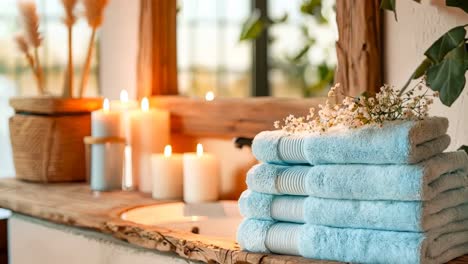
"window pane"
0,0,99,97
268,0,337,97
177,0,252,98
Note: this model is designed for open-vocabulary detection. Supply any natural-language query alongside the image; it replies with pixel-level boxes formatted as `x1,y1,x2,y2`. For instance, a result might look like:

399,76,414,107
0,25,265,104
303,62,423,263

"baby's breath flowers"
274,81,439,134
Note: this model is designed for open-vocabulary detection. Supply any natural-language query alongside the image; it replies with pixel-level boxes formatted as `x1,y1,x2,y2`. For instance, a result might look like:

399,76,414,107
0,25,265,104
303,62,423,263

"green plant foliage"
401,25,467,106
426,44,466,106
458,145,468,155
239,10,264,41
446,0,468,13
413,58,433,79
380,0,397,20
424,26,466,62
300,0,327,23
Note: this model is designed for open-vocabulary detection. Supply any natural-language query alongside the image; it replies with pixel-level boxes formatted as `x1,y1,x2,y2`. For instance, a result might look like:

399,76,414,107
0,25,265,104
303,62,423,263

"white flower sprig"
274,80,439,134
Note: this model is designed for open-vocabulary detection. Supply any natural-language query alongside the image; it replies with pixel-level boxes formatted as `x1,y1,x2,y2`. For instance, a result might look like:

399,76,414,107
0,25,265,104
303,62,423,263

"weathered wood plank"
0,179,342,264
150,96,324,138
335,0,382,96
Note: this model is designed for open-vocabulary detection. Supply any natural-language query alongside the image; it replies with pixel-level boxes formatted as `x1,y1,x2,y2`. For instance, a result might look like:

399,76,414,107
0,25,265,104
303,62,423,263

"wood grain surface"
150,96,324,138
335,0,382,96
0,179,465,264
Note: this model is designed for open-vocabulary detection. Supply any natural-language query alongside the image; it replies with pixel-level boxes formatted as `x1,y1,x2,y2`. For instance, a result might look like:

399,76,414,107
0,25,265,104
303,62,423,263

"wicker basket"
9,97,103,182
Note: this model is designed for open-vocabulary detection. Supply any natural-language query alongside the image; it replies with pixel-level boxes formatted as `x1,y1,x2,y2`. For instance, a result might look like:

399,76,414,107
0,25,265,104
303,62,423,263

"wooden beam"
150,96,325,138
137,0,178,98
335,0,382,96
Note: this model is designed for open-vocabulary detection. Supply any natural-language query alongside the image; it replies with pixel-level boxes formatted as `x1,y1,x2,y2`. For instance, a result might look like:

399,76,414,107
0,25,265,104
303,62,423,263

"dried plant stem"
63,25,74,97
78,28,96,98
33,48,44,94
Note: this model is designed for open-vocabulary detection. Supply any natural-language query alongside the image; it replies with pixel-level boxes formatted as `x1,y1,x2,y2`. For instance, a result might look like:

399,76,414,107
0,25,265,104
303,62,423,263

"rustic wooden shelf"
0,179,465,264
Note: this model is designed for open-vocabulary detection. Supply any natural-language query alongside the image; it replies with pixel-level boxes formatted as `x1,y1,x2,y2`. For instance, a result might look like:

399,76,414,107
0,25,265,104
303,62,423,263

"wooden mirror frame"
138,0,382,138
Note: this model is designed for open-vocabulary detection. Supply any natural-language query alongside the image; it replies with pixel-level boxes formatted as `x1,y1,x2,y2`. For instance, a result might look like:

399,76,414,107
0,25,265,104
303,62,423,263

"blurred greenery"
239,0,336,97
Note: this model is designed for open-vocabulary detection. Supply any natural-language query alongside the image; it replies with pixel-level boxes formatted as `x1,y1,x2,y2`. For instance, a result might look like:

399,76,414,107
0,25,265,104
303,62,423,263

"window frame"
138,0,383,137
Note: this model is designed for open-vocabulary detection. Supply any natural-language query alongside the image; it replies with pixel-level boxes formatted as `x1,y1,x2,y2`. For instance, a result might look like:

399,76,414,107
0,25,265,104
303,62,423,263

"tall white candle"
125,97,170,193
183,144,219,203
90,98,125,191
91,98,121,137
151,145,183,200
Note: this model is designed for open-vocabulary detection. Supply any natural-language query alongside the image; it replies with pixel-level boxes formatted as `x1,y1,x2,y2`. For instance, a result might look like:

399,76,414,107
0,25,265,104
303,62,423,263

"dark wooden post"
137,0,178,98
335,0,382,96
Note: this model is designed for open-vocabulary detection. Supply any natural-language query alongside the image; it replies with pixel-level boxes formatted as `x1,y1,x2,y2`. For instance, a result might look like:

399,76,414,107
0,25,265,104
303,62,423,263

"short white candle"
183,144,219,203
151,145,183,200
90,99,124,191
124,97,170,193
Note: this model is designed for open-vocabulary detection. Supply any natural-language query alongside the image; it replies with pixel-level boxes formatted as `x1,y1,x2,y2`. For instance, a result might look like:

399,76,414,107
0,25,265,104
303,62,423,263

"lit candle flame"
120,89,129,103
196,143,203,156
141,97,149,112
164,145,172,157
205,91,215,101
103,98,110,111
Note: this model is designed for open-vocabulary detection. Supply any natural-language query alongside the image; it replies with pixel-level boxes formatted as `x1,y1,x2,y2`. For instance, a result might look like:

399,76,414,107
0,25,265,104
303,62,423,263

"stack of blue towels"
237,117,468,264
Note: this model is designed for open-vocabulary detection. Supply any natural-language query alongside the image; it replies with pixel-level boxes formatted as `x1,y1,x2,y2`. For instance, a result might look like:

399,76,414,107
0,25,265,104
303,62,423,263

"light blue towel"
239,189,468,232
252,117,449,165
237,218,468,264
247,151,468,201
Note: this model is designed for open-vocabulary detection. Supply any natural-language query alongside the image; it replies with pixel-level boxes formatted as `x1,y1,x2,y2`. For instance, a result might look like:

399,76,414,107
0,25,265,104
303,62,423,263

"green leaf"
300,0,327,24
458,145,468,155
446,0,468,13
426,44,466,106
413,58,433,79
400,58,433,92
290,45,311,63
239,10,264,41
380,0,397,21
424,26,466,63
465,43,468,70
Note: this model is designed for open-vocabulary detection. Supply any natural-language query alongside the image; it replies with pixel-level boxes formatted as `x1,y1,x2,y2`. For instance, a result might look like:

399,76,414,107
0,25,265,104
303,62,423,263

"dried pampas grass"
82,0,109,28
14,34,36,74
61,0,78,97
62,0,78,26
79,0,109,97
17,0,41,48
17,0,44,95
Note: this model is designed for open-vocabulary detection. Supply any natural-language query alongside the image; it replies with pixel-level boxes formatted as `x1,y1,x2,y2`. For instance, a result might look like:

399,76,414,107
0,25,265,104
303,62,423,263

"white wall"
99,0,140,100
0,78,16,177
384,0,468,149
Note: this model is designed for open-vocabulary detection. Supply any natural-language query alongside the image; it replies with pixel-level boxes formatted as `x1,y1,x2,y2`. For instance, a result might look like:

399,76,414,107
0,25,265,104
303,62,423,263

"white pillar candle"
151,145,183,200
125,97,170,193
90,99,125,191
183,144,219,203
110,89,138,111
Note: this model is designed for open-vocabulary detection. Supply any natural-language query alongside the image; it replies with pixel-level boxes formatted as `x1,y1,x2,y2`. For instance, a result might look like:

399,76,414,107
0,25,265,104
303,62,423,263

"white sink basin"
121,201,242,240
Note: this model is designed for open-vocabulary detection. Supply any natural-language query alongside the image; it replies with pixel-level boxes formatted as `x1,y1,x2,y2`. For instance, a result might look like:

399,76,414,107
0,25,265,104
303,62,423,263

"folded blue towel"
252,117,449,165
237,218,468,264
247,151,468,201
239,188,468,232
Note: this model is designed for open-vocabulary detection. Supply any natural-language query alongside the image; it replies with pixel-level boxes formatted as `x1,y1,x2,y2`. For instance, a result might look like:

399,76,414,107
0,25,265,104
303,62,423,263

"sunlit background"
0,0,337,177
177,0,337,98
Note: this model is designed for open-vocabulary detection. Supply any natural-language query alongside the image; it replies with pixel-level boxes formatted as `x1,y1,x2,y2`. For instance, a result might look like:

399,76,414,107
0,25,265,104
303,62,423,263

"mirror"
176,0,337,98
